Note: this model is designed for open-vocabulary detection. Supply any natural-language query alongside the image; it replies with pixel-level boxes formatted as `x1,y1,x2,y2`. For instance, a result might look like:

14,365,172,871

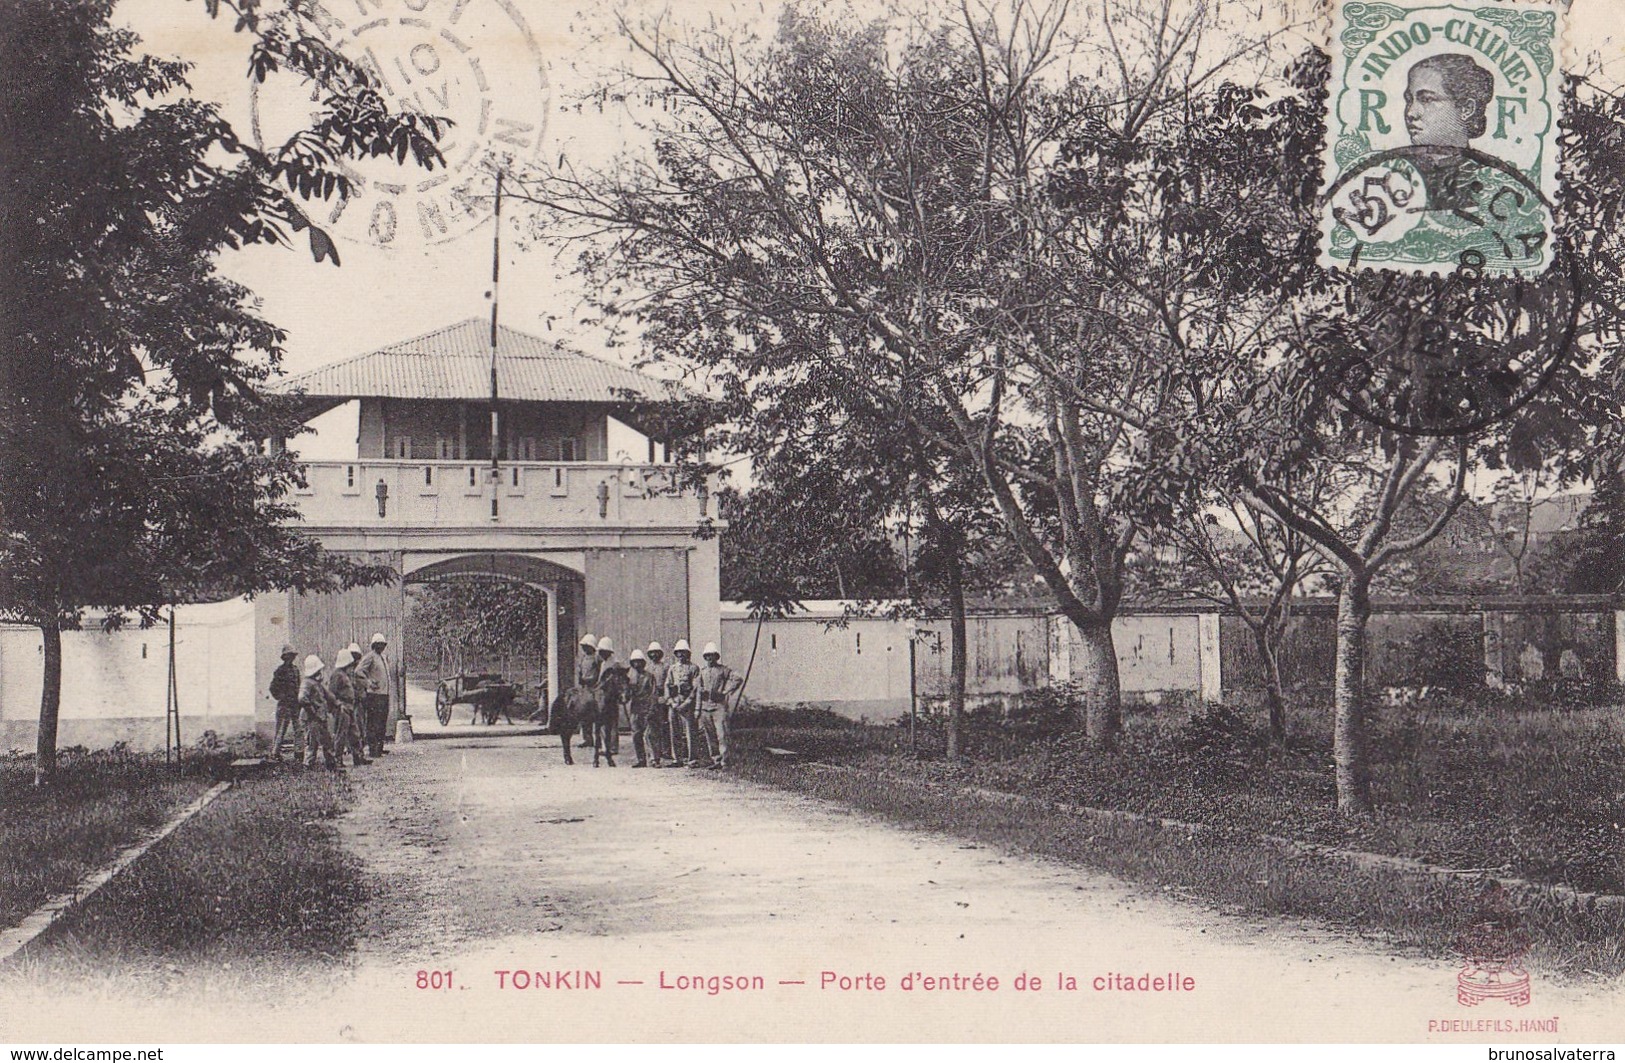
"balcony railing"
290,461,709,528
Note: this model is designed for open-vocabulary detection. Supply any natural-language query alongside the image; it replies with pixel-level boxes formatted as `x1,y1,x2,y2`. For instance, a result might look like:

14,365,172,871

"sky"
115,0,1625,463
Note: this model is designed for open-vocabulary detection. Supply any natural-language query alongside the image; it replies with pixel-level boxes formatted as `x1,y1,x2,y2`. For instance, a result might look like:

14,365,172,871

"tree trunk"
34,618,62,787
944,545,968,763
739,612,766,704
1072,619,1122,751
1332,576,1373,815
1253,624,1288,744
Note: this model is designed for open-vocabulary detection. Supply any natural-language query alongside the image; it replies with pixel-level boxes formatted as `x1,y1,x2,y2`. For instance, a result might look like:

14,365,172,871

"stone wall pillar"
1615,610,1625,685
1197,610,1223,702
1483,609,1506,689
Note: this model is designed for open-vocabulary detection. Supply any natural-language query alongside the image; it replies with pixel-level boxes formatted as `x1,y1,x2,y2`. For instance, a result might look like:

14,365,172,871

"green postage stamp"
1319,0,1566,276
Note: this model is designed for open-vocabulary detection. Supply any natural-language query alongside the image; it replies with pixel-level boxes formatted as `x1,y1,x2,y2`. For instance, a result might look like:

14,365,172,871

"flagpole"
489,169,503,521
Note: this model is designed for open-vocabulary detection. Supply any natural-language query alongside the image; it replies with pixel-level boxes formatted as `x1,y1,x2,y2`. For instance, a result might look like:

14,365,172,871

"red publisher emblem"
1456,882,1531,1007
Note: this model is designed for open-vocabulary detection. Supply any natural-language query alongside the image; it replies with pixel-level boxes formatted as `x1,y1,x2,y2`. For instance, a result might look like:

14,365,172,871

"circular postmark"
251,0,550,249
1324,146,1556,277
1310,146,1581,436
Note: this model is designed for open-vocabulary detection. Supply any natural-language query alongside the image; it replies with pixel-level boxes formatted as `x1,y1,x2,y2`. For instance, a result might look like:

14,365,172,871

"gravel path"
3,735,1617,1042
322,736,1622,1042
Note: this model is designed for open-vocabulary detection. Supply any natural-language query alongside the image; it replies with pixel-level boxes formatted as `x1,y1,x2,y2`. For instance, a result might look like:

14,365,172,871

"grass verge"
0,747,210,929
729,705,1625,982
2,764,365,995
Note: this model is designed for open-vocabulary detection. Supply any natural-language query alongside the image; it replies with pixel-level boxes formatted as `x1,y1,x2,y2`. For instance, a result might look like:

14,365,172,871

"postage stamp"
1319,0,1567,277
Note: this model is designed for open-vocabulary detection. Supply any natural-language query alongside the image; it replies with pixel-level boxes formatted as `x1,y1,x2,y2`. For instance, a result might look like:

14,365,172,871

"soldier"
645,642,671,767
594,650,626,768
626,649,661,767
694,642,743,770
298,655,339,772
594,637,621,760
268,644,302,762
573,633,601,749
327,646,370,767
663,639,702,768
356,632,392,758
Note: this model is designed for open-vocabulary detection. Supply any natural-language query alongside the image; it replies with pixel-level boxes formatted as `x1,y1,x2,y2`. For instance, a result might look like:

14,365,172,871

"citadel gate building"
253,318,721,736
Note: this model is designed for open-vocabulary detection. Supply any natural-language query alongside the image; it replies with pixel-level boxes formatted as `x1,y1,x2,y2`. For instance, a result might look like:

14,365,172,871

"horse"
547,686,595,765
548,676,623,766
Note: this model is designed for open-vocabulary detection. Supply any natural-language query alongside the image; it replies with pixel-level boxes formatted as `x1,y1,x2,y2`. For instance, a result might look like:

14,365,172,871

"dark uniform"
356,637,391,757
298,661,338,771
326,656,368,767
269,649,302,760
571,638,602,749
626,654,660,767
594,663,627,767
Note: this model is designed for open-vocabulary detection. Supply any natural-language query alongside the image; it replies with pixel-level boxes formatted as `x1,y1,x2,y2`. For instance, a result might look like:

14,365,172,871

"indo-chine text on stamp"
1319,0,1565,277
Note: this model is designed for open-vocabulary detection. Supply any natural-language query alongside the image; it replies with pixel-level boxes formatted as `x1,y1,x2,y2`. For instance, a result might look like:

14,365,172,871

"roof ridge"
272,318,489,389
503,321,657,379
268,317,673,398
380,316,490,353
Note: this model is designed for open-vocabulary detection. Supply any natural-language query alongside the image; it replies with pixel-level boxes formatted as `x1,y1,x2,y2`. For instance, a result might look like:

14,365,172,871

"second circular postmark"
251,0,551,251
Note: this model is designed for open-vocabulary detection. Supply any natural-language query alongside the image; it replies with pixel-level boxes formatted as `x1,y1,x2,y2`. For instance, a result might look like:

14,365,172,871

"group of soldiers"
265,627,743,773
566,633,743,770
267,634,394,772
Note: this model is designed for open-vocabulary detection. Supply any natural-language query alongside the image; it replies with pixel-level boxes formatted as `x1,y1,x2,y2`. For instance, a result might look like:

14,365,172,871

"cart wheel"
435,681,454,727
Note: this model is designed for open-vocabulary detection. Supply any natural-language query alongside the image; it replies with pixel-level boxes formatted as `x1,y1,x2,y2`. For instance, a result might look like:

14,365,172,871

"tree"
1223,74,1625,815
0,0,442,784
1141,475,1332,743
1562,452,1625,596
720,476,906,603
507,0,1279,750
1239,432,1473,811
715,377,1005,761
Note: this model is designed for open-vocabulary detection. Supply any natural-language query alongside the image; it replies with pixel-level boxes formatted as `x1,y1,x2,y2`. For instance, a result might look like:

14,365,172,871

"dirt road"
5,735,1617,1042
318,735,1619,1042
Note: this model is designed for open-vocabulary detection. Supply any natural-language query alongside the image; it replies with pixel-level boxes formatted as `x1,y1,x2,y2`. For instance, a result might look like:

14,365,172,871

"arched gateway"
249,320,723,741
404,554,584,723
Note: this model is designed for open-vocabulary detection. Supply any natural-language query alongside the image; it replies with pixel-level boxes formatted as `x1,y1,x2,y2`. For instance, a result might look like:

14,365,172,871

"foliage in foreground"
0,0,426,784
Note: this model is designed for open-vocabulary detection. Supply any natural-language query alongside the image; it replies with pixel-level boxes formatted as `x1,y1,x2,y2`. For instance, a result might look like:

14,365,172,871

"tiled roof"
269,318,673,404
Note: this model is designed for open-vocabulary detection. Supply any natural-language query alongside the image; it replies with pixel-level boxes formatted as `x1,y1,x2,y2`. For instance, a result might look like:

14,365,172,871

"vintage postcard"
2,0,1624,1049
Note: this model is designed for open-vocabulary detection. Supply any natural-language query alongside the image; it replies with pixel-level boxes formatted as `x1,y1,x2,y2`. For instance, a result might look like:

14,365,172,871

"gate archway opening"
403,554,584,732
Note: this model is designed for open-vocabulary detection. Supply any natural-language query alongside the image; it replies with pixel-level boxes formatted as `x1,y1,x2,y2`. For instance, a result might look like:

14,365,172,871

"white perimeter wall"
0,598,258,752
721,606,1220,722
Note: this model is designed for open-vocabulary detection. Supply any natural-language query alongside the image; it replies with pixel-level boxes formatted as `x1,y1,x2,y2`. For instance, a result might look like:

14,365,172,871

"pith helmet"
280,644,297,658
346,642,362,658
303,654,324,677
370,632,387,646
629,649,647,664
647,641,664,655
673,639,691,653
597,636,615,653
579,633,597,649
702,641,720,657
335,647,357,668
